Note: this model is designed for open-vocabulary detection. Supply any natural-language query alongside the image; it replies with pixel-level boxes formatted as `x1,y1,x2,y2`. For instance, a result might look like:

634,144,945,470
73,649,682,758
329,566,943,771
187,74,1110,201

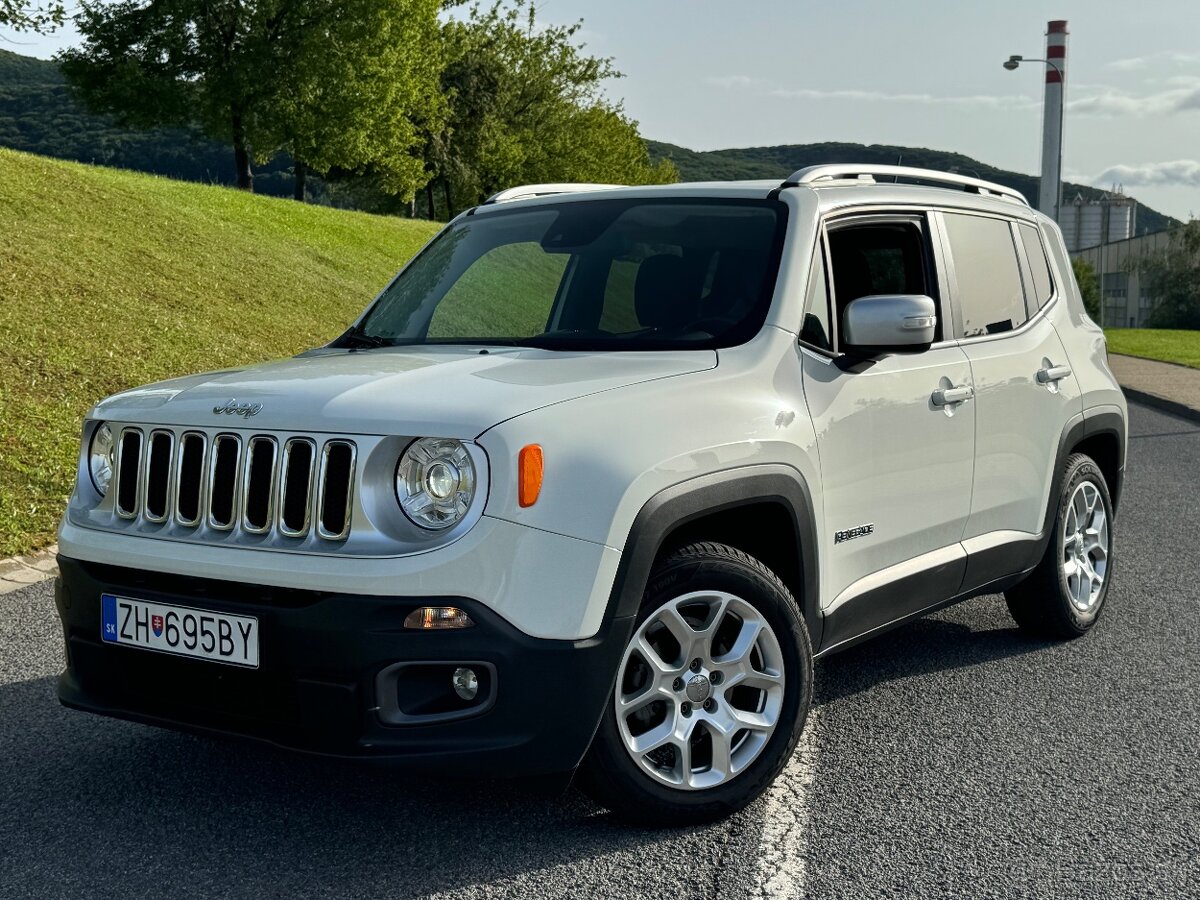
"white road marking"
753,708,820,900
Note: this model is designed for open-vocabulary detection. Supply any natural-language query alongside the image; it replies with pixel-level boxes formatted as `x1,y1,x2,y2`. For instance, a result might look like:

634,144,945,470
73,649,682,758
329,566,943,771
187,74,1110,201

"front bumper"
54,556,634,774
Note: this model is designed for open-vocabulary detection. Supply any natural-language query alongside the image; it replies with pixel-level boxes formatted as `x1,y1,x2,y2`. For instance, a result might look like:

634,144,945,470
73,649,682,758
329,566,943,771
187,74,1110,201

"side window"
1018,223,1054,310
826,220,932,348
428,242,568,338
799,245,833,351
943,213,1027,338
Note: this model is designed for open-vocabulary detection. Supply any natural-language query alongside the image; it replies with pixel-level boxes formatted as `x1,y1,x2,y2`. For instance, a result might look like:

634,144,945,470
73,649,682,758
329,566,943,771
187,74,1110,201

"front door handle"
1037,364,1073,384
932,385,974,406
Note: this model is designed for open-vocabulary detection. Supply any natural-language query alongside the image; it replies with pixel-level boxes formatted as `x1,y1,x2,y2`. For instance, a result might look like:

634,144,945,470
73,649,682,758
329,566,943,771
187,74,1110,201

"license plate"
101,594,259,669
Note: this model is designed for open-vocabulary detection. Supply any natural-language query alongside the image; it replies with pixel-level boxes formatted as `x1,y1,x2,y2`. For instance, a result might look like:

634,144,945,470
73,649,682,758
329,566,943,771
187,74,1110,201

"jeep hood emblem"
213,399,263,418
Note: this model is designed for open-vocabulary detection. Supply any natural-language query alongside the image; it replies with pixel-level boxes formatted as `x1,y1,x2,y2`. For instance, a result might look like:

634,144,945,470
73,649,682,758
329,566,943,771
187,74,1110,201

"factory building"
1071,230,1173,328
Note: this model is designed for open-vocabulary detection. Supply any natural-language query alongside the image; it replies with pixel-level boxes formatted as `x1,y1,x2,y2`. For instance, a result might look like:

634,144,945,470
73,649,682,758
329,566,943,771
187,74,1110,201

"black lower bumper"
54,556,633,775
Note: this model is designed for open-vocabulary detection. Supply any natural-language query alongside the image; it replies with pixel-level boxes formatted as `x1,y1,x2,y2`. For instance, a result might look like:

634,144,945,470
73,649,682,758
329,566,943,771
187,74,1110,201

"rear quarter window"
1018,223,1055,310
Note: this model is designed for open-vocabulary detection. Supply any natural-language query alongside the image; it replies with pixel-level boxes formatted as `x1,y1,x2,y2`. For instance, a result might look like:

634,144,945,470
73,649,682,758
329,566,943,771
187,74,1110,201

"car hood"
92,345,718,438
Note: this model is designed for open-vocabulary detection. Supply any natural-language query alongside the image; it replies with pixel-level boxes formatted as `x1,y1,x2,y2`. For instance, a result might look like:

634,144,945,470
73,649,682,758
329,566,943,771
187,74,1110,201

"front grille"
110,426,355,543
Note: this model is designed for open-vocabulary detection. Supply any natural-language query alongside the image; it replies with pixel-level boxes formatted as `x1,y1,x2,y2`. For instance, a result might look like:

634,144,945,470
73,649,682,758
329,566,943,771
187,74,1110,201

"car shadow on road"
813,599,1055,707
0,675,759,899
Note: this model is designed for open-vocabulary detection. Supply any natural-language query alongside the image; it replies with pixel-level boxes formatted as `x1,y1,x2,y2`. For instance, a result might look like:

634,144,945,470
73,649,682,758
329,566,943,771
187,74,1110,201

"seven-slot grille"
113,426,356,541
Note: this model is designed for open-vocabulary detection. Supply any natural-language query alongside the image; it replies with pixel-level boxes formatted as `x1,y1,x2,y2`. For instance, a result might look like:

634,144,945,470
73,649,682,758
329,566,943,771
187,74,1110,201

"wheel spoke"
675,733,693,782
714,616,765,667
634,635,675,675
657,606,699,658
696,594,733,653
1073,570,1090,607
722,667,783,692
629,719,675,756
618,684,664,715
706,722,733,778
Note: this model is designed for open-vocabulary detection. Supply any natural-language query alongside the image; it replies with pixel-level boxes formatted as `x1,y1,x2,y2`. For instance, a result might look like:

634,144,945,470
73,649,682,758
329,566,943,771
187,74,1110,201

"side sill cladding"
606,465,822,650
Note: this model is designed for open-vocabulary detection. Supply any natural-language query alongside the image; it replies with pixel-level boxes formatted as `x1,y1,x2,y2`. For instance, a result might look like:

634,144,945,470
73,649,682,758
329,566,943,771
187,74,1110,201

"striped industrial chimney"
1038,20,1068,220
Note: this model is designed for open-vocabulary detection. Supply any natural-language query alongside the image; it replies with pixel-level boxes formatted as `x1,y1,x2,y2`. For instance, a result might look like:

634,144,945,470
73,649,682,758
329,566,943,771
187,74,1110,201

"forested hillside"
647,140,1176,235
0,48,301,197
0,47,1176,233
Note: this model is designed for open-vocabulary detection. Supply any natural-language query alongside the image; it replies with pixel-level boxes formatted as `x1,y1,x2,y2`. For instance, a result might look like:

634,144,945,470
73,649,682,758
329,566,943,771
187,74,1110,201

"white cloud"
1108,57,1147,72
1107,50,1200,70
1068,85,1200,116
767,87,1039,111
705,75,759,89
1091,160,1200,188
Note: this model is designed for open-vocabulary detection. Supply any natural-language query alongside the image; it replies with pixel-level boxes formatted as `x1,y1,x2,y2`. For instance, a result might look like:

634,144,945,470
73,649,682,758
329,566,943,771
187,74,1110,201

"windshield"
344,197,787,351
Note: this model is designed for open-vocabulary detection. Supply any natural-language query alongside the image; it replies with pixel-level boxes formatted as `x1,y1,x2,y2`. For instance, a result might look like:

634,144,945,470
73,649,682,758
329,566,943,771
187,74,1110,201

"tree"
1071,257,1101,321
1140,221,1200,329
255,0,445,202
60,0,444,198
1,0,65,32
424,1,675,217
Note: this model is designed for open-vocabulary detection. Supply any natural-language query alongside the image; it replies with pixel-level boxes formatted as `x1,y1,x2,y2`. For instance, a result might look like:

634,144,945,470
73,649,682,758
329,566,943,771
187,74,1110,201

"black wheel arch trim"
1043,409,1125,537
606,464,823,651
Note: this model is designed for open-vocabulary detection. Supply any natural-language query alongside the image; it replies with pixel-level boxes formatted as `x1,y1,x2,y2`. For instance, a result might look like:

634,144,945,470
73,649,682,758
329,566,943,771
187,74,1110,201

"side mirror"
842,295,937,354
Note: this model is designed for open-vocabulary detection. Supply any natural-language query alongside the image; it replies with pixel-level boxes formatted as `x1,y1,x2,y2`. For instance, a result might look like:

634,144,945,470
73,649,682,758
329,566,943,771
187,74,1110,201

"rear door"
937,210,1082,584
801,213,975,647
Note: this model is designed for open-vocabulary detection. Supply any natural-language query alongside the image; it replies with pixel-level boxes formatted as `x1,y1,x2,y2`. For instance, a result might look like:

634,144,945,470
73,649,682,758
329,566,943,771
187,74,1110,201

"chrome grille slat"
241,436,278,534
207,434,242,531
174,432,207,527
316,440,356,541
278,438,316,538
105,424,354,544
115,428,143,519
143,430,174,523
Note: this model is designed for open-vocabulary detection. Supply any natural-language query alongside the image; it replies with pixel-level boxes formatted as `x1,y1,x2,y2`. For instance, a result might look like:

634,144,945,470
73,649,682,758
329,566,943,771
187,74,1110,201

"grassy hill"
647,140,1177,236
0,148,440,556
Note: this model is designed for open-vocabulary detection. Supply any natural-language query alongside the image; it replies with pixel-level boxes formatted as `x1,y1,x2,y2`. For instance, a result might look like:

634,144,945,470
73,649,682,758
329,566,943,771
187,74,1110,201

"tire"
580,541,813,826
1005,453,1115,639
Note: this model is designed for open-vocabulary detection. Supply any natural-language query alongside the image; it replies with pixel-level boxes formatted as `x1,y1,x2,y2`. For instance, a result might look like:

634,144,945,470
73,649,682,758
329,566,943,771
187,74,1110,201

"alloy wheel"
1062,480,1109,612
614,591,785,791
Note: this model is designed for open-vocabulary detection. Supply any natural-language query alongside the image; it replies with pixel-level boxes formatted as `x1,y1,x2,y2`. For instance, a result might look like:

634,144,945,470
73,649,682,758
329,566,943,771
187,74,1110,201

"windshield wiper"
335,325,391,351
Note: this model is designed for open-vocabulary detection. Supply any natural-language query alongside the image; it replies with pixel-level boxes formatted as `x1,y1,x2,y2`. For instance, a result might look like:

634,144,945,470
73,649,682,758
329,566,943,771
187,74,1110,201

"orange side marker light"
518,444,544,507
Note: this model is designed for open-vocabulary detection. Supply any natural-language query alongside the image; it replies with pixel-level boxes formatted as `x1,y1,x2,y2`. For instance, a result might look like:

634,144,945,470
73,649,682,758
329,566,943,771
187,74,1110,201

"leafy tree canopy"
1140,221,1200,329
424,1,676,215
1071,257,1101,321
60,0,444,198
1,0,65,32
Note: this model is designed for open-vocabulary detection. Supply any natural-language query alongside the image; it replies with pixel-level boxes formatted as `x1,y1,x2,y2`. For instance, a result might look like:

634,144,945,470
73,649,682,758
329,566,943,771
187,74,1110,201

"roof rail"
784,165,1029,206
483,183,626,204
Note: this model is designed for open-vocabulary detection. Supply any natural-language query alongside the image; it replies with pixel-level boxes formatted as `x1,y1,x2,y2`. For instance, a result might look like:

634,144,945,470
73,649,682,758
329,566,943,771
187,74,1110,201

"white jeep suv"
55,166,1126,825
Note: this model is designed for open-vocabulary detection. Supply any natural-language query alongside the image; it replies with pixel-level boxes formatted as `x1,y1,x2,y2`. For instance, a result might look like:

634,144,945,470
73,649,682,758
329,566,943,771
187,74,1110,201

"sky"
5,0,1199,220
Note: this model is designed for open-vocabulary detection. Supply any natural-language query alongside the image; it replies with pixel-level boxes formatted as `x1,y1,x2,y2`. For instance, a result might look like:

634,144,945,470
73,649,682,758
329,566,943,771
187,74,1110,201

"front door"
801,214,976,649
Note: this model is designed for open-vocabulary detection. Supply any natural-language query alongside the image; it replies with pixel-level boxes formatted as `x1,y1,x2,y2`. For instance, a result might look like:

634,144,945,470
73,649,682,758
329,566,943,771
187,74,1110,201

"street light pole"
1003,53,1065,223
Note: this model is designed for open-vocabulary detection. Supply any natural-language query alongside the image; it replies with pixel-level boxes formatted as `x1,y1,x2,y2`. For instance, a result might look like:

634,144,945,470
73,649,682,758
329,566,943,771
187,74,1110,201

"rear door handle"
1037,365,1072,384
932,385,974,406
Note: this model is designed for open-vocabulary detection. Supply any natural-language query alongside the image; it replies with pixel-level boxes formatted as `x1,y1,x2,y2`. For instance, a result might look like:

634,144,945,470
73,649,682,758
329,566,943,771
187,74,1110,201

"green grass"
1105,328,1200,370
0,148,440,557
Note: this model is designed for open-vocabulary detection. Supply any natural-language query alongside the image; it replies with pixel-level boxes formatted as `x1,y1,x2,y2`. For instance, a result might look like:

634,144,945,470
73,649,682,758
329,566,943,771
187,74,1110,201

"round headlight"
89,422,115,497
396,438,477,530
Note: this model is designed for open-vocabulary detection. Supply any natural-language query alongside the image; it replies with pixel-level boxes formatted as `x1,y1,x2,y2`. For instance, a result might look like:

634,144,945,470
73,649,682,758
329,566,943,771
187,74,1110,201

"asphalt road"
1,402,1197,899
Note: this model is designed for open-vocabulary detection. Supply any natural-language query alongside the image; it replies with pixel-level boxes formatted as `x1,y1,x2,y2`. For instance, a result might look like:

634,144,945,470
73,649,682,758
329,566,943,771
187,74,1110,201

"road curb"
0,545,58,595
1121,387,1200,427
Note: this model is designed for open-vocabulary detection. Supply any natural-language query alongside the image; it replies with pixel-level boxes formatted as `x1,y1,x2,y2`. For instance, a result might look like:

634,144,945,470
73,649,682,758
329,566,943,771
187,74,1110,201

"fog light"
452,667,479,701
403,606,475,630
